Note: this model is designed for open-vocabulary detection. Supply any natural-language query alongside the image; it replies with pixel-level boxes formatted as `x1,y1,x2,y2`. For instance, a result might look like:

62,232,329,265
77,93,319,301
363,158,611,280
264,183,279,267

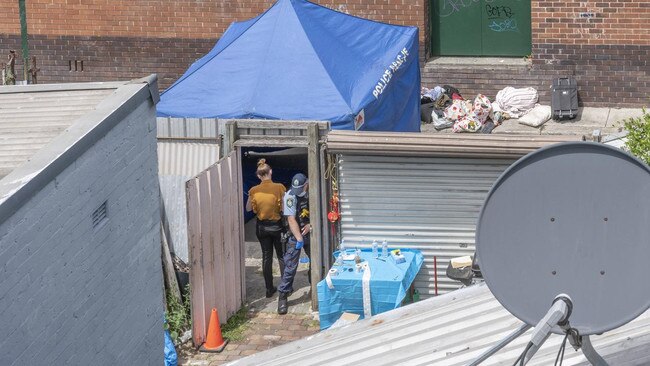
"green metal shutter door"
431,0,482,56
481,0,532,56
430,0,531,57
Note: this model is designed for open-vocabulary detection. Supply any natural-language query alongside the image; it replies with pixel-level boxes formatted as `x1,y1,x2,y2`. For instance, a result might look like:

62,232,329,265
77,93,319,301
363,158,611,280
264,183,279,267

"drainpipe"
19,0,29,83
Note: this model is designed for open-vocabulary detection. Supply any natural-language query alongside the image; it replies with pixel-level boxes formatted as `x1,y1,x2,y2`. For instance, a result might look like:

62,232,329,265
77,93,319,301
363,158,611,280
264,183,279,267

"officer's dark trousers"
278,235,311,294
256,220,285,292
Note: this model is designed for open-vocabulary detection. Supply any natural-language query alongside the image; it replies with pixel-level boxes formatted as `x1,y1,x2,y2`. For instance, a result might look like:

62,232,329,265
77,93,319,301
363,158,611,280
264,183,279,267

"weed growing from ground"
221,307,250,342
165,284,191,343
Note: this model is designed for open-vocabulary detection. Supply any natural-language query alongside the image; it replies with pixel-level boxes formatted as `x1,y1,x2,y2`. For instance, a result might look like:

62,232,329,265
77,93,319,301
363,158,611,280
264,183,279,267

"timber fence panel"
209,164,227,324
186,177,206,346
186,152,244,347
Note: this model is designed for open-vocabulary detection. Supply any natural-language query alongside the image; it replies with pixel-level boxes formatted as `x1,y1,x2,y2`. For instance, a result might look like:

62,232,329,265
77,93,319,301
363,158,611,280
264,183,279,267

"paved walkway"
178,311,319,366
421,107,644,137
178,220,317,365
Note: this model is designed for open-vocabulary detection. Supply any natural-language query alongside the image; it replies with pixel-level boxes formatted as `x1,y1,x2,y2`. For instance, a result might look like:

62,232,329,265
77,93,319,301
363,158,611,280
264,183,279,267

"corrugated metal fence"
338,154,516,298
157,117,222,262
186,151,245,346
157,117,223,139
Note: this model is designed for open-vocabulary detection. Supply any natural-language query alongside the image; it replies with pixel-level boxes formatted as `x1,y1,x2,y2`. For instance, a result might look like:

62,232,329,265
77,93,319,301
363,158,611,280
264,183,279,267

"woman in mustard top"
246,159,286,298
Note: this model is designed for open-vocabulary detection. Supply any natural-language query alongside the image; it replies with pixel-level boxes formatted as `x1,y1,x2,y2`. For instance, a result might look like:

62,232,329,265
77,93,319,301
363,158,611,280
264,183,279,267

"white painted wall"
0,99,163,365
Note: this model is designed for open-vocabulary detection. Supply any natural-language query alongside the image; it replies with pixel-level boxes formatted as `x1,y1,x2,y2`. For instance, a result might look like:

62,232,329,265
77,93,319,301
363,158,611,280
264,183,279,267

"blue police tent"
157,0,421,132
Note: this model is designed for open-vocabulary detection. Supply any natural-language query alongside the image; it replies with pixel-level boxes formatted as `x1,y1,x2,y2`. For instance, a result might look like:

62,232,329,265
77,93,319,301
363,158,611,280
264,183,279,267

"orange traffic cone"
199,308,229,353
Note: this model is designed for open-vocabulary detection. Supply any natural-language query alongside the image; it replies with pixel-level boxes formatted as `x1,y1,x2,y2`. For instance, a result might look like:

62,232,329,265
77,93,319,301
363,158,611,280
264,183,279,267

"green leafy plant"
221,306,250,342
165,284,191,343
622,108,650,165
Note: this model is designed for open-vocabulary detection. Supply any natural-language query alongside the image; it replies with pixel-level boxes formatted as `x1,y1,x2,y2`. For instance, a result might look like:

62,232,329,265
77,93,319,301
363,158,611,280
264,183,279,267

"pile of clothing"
420,86,539,133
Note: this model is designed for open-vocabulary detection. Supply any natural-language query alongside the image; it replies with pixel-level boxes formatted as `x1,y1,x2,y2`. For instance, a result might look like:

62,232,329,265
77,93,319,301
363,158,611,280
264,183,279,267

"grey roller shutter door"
338,154,516,298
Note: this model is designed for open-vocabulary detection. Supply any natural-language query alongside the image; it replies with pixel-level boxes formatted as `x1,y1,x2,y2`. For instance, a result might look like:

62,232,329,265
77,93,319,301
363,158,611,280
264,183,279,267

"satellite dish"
477,142,650,335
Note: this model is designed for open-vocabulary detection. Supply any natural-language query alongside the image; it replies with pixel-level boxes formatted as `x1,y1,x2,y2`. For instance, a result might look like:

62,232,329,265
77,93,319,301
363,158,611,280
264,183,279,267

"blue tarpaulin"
317,248,424,330
157,0,421,132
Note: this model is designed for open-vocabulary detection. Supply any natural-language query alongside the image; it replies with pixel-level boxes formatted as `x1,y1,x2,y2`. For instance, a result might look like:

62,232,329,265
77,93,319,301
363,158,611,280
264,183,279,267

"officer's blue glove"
295,240,304,250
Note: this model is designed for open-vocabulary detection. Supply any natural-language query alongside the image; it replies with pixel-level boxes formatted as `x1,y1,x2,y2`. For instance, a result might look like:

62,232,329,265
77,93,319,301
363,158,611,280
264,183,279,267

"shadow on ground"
244,219,312,314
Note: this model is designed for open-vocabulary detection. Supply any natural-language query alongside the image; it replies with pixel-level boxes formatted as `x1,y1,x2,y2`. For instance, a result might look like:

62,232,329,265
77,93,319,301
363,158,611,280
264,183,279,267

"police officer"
277,173,311,315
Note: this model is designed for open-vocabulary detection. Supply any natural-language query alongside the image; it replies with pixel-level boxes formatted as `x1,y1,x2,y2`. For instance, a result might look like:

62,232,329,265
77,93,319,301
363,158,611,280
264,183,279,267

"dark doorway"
241,147,313,314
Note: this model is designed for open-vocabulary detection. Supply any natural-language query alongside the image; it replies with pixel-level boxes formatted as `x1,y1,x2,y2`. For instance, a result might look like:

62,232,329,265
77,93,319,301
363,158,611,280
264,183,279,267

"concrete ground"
421,106,644,137
243,219,313,315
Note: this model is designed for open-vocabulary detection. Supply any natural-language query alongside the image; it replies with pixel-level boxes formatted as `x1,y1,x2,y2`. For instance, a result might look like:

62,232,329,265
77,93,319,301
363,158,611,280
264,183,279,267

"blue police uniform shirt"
283,191,297,217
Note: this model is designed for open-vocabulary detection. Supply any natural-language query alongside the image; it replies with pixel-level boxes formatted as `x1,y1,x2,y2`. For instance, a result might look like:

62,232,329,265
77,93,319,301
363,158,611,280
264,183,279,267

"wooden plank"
326,134,580,147
231,120,328,130
235,138,309,147
227,122,237,153
278,129,304,136
198,172,216,329
319,145,332,270
220,153,237,318
209,163,227,324
216,118,226,138
327,130,582,143
235,148,246,304
326,149,529,159
226,153,241,313
237,135,310,143
186,177,206,346
328,130,580,140
230,151,244,309
326,143,540,156
326,143,536,153
307,124,322,310
248,128,265,135
221,121,236,158
161,225,181,301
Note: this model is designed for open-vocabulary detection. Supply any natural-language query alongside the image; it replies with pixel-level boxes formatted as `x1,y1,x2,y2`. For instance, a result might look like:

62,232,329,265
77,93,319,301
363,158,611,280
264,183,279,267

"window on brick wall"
430,0,532,56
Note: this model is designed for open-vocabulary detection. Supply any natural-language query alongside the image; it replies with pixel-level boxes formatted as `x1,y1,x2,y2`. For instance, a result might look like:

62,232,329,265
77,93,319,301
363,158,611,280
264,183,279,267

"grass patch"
221,307,250,342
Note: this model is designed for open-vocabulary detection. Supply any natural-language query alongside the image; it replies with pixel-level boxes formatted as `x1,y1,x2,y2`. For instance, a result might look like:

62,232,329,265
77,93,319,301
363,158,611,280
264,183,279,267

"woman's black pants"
256,220,285,291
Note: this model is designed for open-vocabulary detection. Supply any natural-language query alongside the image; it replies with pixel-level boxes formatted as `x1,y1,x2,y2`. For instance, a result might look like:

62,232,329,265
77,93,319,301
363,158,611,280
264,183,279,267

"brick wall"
531,0,649,46
529,0,650,106
0,98,162,364
0,0,425,89
0,34,215,90
0,0,423,38
0,0,647,107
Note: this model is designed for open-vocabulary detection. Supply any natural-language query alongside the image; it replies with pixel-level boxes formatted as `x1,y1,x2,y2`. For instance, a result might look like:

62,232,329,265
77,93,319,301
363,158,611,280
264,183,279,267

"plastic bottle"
372,240,379,258
382,239,388,258
333,240,345,266
335,251,343,266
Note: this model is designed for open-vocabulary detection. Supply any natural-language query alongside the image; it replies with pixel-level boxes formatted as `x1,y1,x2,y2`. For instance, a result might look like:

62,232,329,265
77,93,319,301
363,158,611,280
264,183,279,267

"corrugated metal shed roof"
326,131,584,158
0,83,122,179
231,283,650,366
0,77,159,223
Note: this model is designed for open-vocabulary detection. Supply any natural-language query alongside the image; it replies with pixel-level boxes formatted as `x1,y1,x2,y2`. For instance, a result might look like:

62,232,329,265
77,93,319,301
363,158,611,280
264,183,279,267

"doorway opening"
241,146,312,314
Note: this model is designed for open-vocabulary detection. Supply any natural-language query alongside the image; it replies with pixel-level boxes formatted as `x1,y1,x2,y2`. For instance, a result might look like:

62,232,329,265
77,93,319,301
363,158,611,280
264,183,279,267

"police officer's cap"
290,173,308,195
